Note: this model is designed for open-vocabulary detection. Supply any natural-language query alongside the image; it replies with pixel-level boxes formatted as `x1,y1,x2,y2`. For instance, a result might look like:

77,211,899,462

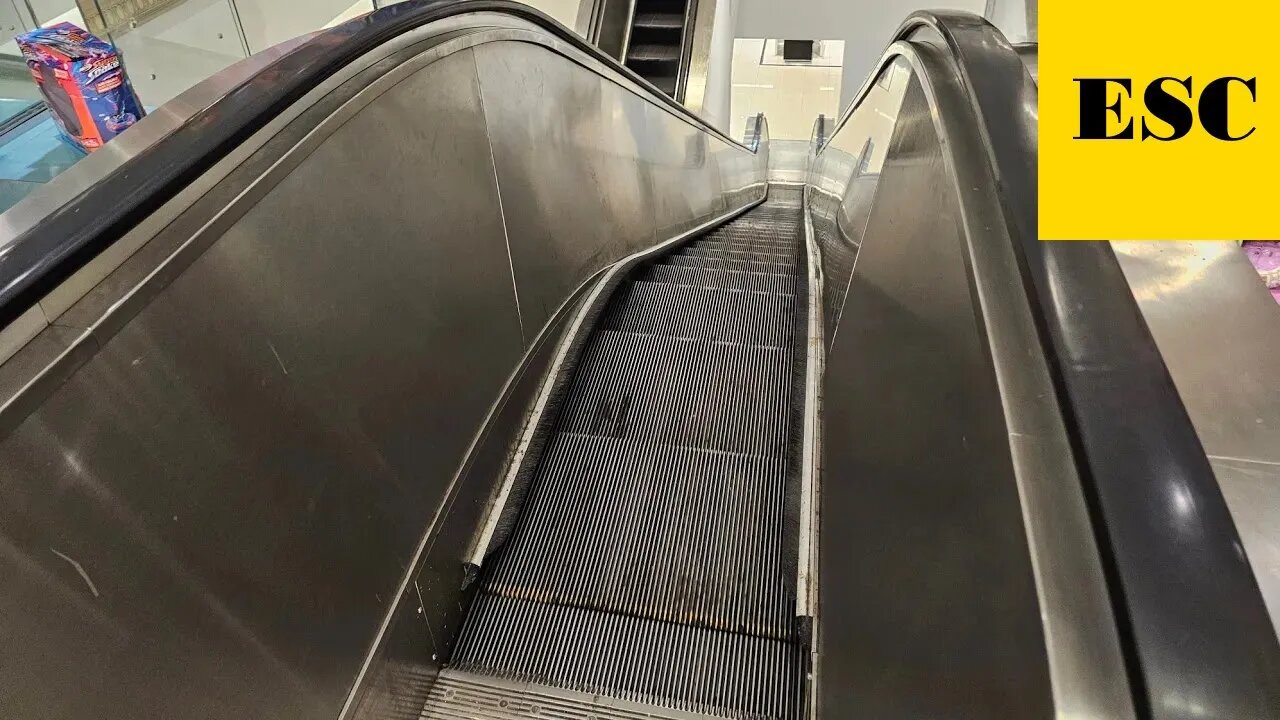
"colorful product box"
16,22,145,152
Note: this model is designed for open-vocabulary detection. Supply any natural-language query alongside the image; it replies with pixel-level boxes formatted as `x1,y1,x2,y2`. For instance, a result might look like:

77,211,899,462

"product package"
16,22,145,152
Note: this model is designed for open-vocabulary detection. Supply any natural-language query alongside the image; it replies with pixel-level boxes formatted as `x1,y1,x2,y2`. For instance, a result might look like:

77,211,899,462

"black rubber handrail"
0,0,750,331
892,11,1280,719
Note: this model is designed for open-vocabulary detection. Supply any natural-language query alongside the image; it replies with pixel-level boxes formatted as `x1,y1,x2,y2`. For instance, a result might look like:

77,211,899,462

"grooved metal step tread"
695,233,798,247
604,281,795,348
485,432,794,637
643,265,796,295
693,238,798,253
703,227,800,245
558,330,793,457
633,12,684,29
677,246,797,265
452,594,801,720
423,670,734,719
627,44,681,62
664,254,795,276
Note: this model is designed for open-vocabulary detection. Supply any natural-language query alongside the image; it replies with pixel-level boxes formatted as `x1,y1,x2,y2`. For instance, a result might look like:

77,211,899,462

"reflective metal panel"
474,36,761,331
807,57,911,341
807,12,1135,720
0,15,766,720
1115,241,1280,639
0,47,523,720
815,75,1052,720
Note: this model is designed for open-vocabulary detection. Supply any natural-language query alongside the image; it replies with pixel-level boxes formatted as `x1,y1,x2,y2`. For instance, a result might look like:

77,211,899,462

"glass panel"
86,0,249,107
0,0,93,192
231,0,374,54
0,109,85,212
808,56,914,339
377,0,581,31
0,58,42,126
0,0,388,212
0,1,81,126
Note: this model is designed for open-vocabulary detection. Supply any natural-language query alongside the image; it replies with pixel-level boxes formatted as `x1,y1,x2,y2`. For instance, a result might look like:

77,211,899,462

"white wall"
728,38,841,141
735,0,986,112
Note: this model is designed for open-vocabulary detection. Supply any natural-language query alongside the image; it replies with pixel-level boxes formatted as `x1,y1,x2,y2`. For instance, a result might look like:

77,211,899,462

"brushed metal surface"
814,75,1052,720
904,10,1279,719
0,2,749,333
0,46,521,720
0,13,766,720
807,12,1134,720
474,37,762,331
585,0,635,61
681,0,715,114
1114,241,1280,639
807,56,912,341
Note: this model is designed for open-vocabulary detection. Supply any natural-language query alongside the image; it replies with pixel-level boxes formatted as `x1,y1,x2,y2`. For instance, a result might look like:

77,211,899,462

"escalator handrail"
819,9,1280,717
0,0,754,332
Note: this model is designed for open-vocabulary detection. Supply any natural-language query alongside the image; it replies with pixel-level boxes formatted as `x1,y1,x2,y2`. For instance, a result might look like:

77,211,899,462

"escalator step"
452,593,801,720
633,12,684,29
704,223,801,246
693,238,798,254
627,44,681,62
423,669,730,719
643,264,796,295
664,254,796,276
649,75,677,95
485,432,794,638
604,281,795,347
677,246,797,265
558,330,793,457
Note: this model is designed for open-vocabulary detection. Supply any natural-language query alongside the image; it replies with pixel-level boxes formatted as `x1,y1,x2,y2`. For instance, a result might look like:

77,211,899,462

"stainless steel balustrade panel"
1115,240,1280,640
807,58,911,342
806,13,1135,720
0,20,767,720
475,39,656,331
0,47,521,720
814,77,1053,720
472,38,753,333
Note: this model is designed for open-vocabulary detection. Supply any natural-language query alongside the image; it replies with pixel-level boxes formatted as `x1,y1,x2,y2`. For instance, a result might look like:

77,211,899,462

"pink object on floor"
1242,241,1280,303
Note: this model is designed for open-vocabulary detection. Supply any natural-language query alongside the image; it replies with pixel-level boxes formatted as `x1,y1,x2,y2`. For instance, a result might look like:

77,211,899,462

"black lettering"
1199,76,1257,141
1141,76,1194,140
1075,78,1134,139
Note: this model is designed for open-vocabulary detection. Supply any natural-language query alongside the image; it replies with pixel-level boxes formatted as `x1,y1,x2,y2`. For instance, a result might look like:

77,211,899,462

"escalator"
623,0,692,97
441,195,806,718
0,4,1276,720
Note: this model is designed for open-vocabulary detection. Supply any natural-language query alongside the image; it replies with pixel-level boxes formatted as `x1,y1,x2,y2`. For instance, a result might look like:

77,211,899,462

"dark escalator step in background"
624,0,690,96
